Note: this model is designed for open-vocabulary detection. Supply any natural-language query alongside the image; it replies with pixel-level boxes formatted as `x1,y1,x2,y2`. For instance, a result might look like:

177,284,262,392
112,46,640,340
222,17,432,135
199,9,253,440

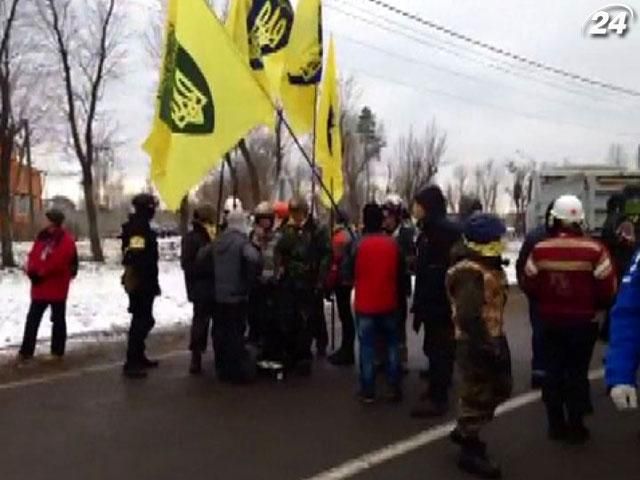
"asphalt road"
1,290,639,480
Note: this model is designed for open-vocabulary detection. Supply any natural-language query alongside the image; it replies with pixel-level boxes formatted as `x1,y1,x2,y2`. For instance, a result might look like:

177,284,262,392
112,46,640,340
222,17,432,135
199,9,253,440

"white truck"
526,166,640,235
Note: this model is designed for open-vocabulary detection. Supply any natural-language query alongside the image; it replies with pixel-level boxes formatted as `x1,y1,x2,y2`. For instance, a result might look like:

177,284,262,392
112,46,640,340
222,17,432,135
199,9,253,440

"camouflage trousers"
456,335,513,438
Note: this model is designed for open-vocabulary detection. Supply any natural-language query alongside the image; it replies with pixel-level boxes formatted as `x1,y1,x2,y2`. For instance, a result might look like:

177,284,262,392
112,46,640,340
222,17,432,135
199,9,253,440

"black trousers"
126,293,156,365
280,287,314,367
19,301,67,358
335,286,354,354
213,302,253,381
311,291,328,354
190,301,214,353
542,323,598,428
423,320,455,404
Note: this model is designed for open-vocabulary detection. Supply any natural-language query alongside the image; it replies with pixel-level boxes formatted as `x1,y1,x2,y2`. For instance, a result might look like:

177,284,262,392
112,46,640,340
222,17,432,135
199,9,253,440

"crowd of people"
13,183,640,479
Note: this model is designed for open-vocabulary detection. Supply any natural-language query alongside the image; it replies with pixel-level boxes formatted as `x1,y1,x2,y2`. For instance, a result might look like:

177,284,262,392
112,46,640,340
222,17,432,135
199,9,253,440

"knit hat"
362,203,383,233
464,213,506,257
414,185,446,218
45,208,65,227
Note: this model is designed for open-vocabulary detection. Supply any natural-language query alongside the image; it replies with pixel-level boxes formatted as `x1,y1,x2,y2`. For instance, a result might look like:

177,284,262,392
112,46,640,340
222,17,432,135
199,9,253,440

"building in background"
0,155,44,240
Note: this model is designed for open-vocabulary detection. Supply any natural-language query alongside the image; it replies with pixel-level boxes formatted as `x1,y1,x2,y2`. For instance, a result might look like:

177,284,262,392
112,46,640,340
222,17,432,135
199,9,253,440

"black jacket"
181,222,214,303
515,224,547,288
413,215,462,319
121,214,160,296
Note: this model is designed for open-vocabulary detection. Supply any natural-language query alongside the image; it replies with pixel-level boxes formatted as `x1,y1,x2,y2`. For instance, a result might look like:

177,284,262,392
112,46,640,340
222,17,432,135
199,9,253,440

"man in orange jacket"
524,195,617,444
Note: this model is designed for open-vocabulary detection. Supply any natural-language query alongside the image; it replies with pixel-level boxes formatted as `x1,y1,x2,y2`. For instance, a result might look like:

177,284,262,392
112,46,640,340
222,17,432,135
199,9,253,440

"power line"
360,0,640,98
325,0,630,105
346,66,640,139
334,33,638,123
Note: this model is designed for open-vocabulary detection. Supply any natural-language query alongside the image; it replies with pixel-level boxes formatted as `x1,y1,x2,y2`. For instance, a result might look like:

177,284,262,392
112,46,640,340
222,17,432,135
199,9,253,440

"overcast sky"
45,0,640,202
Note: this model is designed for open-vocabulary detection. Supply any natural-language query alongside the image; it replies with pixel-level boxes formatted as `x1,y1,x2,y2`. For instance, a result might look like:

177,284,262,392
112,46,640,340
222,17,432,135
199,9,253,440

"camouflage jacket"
446,256,508,341
275,217,331,289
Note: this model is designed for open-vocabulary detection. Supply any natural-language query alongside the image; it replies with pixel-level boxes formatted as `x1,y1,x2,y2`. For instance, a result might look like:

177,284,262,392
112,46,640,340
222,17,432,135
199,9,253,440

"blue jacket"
606,249,640,386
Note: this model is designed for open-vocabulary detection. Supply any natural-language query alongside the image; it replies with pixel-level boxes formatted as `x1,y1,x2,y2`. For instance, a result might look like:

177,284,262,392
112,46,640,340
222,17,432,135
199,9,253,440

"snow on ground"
1,238,524,350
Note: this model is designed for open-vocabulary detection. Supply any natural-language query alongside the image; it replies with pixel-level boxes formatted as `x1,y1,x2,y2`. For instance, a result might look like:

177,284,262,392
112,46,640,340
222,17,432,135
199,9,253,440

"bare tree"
506,159,536,235
473,159,500,213
393,121,447,209
37,0,125,262
0,0,23,268
445,164,468,213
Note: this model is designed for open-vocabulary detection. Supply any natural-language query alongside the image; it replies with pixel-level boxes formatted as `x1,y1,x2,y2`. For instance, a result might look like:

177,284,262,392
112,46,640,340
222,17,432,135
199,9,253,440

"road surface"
1,290,639,480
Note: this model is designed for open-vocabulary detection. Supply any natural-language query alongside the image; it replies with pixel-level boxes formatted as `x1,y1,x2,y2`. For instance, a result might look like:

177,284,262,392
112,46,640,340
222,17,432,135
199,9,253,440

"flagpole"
216,160,226,232
330,177,336,352
311,84,319,216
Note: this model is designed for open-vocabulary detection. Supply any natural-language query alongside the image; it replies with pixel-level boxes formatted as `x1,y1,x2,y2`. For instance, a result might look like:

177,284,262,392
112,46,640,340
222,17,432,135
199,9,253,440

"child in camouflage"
446,213,513,479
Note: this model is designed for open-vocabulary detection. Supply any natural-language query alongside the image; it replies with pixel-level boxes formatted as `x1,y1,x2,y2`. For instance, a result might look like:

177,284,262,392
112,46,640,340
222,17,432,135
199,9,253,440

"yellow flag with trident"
280,0,323,136
315,37,343,207
143,0,274,210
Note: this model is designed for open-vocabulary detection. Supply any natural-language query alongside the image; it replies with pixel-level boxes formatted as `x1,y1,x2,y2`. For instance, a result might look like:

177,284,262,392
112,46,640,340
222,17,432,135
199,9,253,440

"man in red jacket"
18,209,78,362
343,203,407,403
524,195,617,444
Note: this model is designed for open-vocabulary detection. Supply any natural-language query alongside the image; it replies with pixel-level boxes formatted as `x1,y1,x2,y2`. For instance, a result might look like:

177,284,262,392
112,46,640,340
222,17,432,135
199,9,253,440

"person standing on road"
181,204,216,375
276,197,331,374
411,185,462,418
211,207,263,383
382,194,416,370
606,248,640,415
327,210,356,367
248,202,280,358
121,193,161,379
523,195,617,444
18,209,78,364
343,203,406,403
516,201,555,389
447,213,512,479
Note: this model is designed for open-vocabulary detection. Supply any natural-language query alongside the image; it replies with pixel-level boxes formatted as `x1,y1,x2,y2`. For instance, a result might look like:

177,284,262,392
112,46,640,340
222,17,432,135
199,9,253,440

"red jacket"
523,231,617,326
27,227,78,302
352,233,404,315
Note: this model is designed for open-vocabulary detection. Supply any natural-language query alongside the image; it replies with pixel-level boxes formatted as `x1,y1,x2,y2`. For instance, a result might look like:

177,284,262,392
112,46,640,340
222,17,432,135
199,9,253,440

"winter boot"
123,363,148,379
189,352,202,375
140,356,160,369
458,438,502,479
329,349,355,366
565,417,590,445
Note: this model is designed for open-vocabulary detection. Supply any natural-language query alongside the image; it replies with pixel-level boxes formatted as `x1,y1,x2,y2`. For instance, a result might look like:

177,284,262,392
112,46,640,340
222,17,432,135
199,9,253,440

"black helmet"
132,193,158,218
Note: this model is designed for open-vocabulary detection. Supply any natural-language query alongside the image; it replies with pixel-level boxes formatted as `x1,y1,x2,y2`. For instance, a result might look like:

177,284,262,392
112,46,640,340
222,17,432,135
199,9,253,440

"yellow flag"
315,38,343,207
246,0,294,99
280,0,322,135
143,0,274,210
225,0,274,119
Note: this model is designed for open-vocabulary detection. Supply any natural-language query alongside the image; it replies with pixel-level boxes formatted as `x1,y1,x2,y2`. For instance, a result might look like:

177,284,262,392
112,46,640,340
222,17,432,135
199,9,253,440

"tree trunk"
0,133,15,268
238,139,261,207
81,170,104,262
179,195,189,237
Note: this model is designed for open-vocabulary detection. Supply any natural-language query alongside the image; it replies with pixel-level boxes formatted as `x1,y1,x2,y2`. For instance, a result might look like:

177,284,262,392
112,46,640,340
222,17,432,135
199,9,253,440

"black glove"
28,272,42,285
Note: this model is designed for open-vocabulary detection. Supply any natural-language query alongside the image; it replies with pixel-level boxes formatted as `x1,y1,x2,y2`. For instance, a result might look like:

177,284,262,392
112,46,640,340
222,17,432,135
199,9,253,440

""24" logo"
584,4,637,37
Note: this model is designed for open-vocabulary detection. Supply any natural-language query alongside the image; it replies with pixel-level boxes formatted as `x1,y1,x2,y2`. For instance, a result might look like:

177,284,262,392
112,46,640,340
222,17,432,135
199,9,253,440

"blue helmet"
464,213,506,244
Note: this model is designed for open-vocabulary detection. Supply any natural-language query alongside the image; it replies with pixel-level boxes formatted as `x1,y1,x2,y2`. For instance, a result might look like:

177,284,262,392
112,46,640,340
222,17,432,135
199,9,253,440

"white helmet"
224,196,243,214
550,195,585,224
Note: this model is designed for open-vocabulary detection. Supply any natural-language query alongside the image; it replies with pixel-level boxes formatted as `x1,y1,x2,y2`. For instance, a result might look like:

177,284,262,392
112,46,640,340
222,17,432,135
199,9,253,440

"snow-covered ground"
0,239,523,350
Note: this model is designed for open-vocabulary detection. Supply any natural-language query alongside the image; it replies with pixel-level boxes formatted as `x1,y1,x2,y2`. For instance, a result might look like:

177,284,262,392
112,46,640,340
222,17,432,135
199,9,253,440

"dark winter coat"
413,215,462,321
515,224,547,288
181,221,214,303
276,217,331,290
27,227,78,302
121,214,160,296
211,228,263,304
